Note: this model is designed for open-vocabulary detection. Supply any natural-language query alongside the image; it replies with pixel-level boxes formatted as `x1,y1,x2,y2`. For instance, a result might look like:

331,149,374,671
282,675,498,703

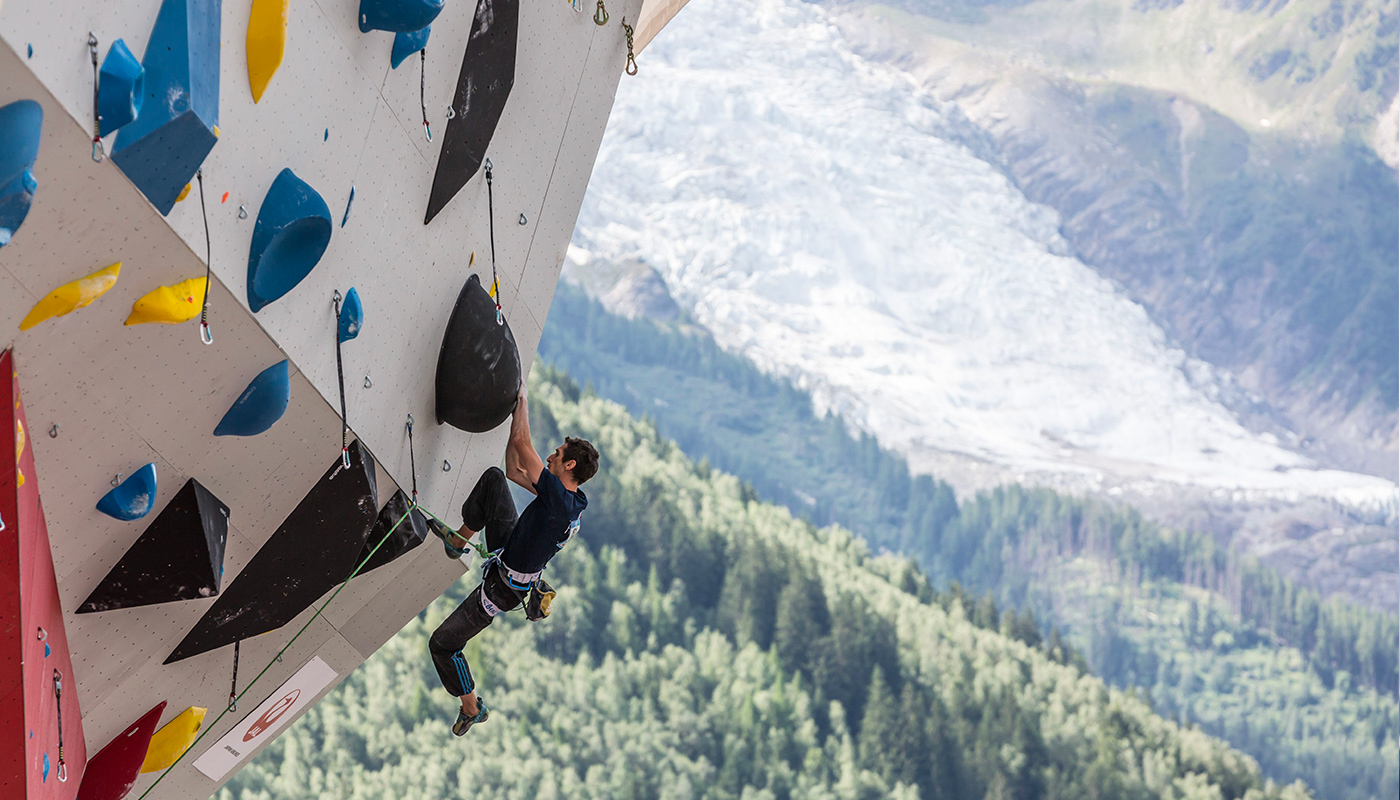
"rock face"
833,11,1399,482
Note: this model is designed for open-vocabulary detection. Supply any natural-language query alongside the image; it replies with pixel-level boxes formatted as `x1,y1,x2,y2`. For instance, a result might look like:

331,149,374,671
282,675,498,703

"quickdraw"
53,670,67,782
483,161,503,326
419,48,432,141
196,170,214,345
228,640,240,712
334,290,351,469
88,33,103,163
406,414,418,504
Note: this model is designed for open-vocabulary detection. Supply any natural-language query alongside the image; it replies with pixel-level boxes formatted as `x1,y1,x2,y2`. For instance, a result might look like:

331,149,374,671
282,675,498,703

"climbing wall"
0,0,659,796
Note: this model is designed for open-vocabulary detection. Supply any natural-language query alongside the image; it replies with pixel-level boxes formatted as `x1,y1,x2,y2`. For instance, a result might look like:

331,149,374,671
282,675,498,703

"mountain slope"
571,0,1396,512
829,0,1399,479
538,280,1399,800
219,369,1315,800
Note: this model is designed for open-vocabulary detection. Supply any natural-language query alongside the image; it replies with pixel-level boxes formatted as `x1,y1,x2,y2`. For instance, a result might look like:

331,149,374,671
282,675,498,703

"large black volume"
164,439,378,663
78,478,230,614
355,489,428,575
424,0,518,224
435,273,521,432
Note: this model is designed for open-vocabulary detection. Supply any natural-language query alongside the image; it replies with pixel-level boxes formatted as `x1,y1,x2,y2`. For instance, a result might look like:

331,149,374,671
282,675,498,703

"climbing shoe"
428,517,466,559
453,700,489,736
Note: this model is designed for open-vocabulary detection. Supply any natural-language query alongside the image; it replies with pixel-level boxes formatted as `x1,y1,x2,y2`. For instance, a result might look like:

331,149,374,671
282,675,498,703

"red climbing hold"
220,191,229,203
75,702,166,800
0,348,88,799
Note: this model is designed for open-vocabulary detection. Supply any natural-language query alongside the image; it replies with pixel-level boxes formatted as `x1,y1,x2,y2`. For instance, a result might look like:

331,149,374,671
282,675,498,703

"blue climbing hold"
341,185,355,228
27,44,33,58
215,360,290,437
391,25,431,69
359,0,444,33
96,463,158,521
44,642,50,657
111,0,221,215
98,39,145,137
42,752,49,782
338,287,363,343
247,169,332,312
0,99,43,250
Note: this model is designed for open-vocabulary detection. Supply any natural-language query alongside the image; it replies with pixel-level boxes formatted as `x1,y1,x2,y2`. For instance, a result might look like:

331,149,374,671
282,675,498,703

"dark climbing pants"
428,567,522,697
462,466,518,554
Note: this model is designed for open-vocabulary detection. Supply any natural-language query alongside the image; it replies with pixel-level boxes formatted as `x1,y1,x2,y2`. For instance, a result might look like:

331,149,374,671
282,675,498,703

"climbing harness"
52,670,67,782
622,19,638,76
593,0,609,25
483,160,503,326
333,290,351,469
195,170,214,345
228,640,240,712
88,33,103,163
419,48,432,141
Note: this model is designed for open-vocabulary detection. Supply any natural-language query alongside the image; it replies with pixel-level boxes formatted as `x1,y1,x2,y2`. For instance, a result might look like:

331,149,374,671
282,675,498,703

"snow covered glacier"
571,0,1396,509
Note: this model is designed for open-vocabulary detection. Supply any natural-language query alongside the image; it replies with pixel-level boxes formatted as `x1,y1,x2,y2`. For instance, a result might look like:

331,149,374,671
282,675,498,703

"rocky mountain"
823,0,1399,480
570,0,1396,607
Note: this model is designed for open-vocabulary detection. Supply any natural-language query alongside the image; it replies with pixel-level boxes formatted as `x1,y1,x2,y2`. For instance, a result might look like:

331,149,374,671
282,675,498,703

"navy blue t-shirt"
501,467,586,574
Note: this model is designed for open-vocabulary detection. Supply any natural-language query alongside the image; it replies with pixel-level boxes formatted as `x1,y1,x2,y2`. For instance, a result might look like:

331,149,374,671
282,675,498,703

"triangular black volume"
355,489,428,576
424,0,518,224
435,273,521,432
164,440,378,663
78,479,230,614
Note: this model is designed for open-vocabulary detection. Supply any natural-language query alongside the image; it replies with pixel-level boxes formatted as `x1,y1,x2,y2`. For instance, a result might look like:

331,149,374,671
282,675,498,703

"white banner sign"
193,656,338,781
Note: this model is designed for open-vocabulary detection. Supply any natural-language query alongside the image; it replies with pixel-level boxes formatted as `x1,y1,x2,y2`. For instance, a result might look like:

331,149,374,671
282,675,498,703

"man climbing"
426,385,598,736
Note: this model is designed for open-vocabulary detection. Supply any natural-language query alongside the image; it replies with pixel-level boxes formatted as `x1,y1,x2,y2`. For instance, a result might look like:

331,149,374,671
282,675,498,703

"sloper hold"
124,276,206,325
359,0,444,33
390,25,431,69
77,478,229,614
19,263,121,331
247,169,332,312
435,273,521,432
139,706,205,773
246,0,288,103
424,0,518,224
337,287,363,343
164,440,378,663
355,489,427,575
1,348,89,797
214,360,290,437
0,99,43,250
111,0,221,216
95,463,157,522
97,39,144,137
75,702,165,800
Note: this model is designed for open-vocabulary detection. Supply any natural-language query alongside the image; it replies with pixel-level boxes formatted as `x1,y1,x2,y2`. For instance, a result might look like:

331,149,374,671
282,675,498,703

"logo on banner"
244,689,300,741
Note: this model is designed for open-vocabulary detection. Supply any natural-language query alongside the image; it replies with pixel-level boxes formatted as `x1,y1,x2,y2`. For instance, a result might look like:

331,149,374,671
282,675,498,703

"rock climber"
426,385,598,736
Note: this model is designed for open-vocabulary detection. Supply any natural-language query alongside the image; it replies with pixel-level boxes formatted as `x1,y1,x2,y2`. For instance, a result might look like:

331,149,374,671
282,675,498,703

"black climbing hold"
163,440,378,663
78,478,229,614
435,273,521,432
423,0,518,225
354,490,428,576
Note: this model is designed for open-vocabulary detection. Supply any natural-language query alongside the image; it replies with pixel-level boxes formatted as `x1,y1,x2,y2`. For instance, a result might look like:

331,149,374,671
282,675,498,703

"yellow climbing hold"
140,706,207,773
19,263,121,331
176,183,192,203
125,277,208,326
246,0,289,104
15,420,24,461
